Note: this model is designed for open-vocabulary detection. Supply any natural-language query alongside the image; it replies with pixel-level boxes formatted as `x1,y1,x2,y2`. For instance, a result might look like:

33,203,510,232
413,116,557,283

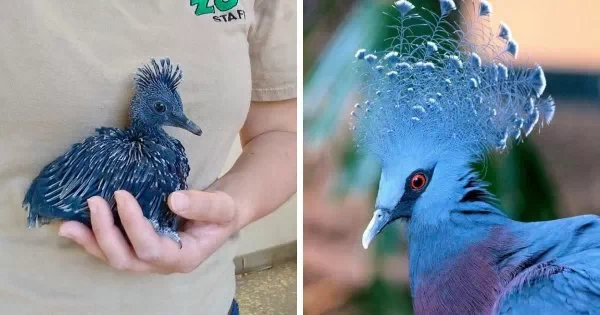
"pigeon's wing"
168,137,190,190
24,128,179,226
496,250,600,314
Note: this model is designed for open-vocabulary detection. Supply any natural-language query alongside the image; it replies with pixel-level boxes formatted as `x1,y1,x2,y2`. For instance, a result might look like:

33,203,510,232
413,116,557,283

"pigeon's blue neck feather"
406,170,515,314
130,120,168,139
407,176,600,314
408,215,515,314
406,187,511,287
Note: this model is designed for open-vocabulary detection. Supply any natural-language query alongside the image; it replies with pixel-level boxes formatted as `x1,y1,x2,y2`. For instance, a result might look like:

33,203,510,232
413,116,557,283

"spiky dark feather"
134,58,183,93
23,58,195,244
23,127,188,239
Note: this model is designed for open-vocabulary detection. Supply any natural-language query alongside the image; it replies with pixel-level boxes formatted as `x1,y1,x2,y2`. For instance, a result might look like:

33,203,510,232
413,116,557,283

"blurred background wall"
303,0,600,314
488,0,600,214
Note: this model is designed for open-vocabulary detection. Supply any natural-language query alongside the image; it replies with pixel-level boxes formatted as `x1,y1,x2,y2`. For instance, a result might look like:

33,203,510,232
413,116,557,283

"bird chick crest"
351,0,555,165
134,58,183,93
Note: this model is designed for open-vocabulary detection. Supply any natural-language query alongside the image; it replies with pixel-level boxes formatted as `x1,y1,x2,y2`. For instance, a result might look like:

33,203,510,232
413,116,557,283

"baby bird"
353,1,600,314
23,58,201,245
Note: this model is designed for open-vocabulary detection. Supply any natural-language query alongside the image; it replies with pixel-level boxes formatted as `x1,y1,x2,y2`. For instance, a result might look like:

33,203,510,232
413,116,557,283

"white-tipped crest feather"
351,0,554,164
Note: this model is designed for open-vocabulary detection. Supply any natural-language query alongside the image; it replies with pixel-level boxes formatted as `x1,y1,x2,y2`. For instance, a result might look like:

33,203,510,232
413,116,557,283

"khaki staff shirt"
0,1,296,314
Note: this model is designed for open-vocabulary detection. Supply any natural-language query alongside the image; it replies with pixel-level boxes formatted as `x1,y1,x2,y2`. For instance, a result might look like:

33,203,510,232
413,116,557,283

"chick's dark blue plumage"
23,58,201,245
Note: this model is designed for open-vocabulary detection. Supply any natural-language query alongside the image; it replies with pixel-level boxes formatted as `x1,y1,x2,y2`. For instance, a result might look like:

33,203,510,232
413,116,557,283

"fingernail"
114,191,125,205
59,230,73,239
170,192,189,212
87,198,97,214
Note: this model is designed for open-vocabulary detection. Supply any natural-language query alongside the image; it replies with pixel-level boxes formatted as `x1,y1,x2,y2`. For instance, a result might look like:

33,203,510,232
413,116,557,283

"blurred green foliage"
304,1,559,314
476,141,559,222
350,278,414,315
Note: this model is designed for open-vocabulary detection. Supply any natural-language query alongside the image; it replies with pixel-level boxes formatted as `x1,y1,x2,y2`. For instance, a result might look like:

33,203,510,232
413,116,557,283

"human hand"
58,189,240,274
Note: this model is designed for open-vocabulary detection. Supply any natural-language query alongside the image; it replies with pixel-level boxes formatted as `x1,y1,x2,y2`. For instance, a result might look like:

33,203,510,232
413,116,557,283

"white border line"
296,0,304,313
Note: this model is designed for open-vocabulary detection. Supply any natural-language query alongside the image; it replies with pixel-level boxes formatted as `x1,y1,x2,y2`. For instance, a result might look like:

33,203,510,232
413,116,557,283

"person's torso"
0,1,255,313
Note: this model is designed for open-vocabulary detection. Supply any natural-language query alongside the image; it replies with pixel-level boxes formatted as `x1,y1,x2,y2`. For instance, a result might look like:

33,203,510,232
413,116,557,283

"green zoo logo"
190,0,246,22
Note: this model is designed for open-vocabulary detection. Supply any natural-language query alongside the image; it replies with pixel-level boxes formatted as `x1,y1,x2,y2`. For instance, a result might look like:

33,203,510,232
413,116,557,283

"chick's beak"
170,112,203,136
362,209,391,249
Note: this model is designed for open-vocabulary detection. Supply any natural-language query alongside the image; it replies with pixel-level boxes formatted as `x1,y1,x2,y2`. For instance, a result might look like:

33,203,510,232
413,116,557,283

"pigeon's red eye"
410,173,427,191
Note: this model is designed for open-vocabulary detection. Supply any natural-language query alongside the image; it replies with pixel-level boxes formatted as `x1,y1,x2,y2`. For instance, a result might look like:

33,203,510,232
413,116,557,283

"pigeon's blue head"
131,58,202,136
354,0,555,248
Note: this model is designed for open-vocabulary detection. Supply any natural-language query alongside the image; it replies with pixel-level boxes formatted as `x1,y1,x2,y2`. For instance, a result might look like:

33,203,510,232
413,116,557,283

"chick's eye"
410,173,427,191
154,102,166,113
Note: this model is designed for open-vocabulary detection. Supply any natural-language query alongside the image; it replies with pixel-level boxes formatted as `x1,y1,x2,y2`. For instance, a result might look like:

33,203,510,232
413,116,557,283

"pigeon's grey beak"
170,112,202,136
362,209,391,249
